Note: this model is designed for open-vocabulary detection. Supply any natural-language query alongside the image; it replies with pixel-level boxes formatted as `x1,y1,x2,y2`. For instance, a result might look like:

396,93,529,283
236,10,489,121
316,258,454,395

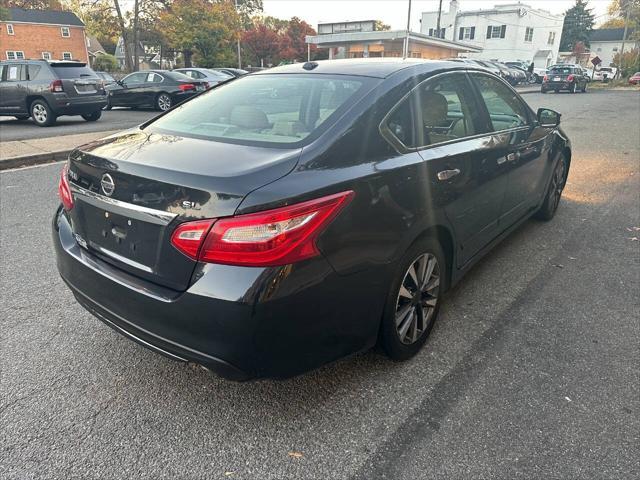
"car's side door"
0,63,28,114
469,71,552,230
397,71,508,266
111,72,146,107
142,72,165,106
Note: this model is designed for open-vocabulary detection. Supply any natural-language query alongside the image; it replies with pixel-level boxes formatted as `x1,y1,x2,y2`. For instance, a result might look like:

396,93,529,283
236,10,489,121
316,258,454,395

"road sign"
591,56,602,66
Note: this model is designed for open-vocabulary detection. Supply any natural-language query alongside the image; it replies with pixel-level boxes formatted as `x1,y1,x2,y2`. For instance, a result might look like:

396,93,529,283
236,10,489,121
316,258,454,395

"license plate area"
553,77,561,81
76,200,162,271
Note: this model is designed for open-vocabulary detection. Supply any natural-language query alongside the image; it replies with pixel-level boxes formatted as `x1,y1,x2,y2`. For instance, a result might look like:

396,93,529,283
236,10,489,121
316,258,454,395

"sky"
262,0,613,31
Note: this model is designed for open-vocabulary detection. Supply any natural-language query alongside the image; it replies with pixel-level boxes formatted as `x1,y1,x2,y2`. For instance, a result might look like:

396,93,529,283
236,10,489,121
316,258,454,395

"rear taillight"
178,83,196,92
567,74,575,82
171,191,354,267
543,75,549,82
50,79,64,92
58,163,74,211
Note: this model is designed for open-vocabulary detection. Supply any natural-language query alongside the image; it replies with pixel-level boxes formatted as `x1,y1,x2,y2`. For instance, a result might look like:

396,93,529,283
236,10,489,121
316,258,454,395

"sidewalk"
0,130,117,170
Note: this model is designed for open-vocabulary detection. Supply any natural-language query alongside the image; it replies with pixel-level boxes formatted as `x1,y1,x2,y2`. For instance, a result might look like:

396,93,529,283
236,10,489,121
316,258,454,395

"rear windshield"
52,65,98,79
549,67,573,74
163,71,194,81
146,74,371,147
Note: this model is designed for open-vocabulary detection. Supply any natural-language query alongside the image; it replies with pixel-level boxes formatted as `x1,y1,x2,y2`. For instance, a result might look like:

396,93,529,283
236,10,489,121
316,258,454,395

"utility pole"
618,0,632,77
436,0,444,38
235,0,242,69
403,0,412,59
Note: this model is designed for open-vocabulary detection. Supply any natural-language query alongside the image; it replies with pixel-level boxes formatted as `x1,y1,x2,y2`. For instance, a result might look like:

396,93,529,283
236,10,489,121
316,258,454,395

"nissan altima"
54,59,571,380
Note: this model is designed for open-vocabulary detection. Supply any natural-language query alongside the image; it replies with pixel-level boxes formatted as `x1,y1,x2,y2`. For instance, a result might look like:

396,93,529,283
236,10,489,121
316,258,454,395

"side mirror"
537,108,561,127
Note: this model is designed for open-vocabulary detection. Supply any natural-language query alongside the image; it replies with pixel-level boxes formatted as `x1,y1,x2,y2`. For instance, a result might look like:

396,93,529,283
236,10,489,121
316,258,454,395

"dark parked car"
54,59,571,380
105,70,207,111
542,65,589,93
0,59,106,126
213,67,249,78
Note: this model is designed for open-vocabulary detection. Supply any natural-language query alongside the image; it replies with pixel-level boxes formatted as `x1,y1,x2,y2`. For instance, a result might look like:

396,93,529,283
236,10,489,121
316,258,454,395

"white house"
589,28,638,68
420,1,564,66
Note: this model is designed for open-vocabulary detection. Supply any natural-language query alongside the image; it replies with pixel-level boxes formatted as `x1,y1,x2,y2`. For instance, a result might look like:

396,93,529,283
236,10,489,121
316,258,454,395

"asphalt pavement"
1,90,638,479
0,108,157,142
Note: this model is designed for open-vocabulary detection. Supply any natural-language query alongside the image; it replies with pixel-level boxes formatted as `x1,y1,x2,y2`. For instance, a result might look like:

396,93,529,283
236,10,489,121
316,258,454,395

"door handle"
506,152,520,162
437,169,461,181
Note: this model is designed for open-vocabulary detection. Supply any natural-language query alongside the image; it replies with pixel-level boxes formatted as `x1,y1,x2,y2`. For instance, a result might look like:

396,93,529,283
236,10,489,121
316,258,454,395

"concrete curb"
0,150,70,171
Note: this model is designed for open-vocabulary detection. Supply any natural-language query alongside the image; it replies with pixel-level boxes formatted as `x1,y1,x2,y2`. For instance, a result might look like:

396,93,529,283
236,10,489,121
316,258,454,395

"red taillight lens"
543,75,548,82
178,83,196,92
171,191,354,266
58,163,74,211
567,74,575,82
50,79,64,92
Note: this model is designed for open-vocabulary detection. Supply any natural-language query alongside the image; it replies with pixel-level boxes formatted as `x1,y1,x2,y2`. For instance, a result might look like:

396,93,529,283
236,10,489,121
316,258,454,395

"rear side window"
471,73,529,131
383,72,481,149
2,64,25,81
147,74,369,146
51,65,97,79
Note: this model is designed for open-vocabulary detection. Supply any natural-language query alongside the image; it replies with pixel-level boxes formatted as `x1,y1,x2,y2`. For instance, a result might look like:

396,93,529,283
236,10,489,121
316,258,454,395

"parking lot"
1,90,638,479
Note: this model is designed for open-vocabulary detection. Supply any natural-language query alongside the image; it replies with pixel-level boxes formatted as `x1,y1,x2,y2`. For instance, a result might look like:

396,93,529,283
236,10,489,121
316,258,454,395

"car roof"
253,58,470,78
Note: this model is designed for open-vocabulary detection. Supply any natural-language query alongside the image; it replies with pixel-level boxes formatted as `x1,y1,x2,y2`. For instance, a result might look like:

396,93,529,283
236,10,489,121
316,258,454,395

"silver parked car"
173,68,233,88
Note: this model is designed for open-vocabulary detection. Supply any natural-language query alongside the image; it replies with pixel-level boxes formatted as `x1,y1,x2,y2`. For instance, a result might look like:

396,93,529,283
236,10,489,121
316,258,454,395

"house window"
613,47,618,52
524,27,534,42
487,25,506,39
42,52,52,60
6,51,25,60
6,24,14,35
428,27,446,38
62,52,72,60
548,32,556,45
61,26,70,37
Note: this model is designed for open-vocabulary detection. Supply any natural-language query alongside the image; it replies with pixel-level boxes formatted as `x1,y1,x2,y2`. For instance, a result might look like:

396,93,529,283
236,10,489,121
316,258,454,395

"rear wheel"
380,238,446,361
535,154,568,221
81,110,102,122
30,100,56,127
156,93,172,111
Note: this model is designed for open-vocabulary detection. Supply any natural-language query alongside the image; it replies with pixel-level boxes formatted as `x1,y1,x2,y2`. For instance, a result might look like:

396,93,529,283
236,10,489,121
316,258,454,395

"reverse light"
58,163,74,211
171,191,354,267
567,74,575,82
50,79,64,92
178,83,196,92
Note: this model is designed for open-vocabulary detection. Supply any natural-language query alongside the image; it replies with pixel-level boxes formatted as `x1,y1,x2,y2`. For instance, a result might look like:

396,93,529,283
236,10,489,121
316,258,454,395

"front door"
470,72,550,229
409,72,508,265
110,72,146,107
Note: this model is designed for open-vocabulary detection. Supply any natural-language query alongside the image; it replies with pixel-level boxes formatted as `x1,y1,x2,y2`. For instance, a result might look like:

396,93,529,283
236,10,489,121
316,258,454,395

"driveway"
1,90,638,479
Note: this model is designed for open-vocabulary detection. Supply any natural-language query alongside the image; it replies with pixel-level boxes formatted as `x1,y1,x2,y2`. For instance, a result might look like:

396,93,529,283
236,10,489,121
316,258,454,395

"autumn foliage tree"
242,22,283,66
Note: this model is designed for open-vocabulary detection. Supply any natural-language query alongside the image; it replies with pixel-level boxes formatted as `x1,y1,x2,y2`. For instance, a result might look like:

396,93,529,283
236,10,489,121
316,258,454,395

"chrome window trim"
70,183,178,226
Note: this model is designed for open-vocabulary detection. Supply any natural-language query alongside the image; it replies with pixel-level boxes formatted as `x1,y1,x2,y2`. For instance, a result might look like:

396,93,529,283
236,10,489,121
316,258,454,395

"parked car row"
448,58,537,85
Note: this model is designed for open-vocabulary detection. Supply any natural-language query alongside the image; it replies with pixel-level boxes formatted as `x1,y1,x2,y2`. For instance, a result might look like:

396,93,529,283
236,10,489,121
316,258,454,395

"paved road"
0,108,157,142
1,90,638,479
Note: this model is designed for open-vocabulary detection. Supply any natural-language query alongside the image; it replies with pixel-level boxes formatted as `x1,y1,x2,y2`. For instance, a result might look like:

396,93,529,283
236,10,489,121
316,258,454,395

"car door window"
3,64,24,82
146,72,164,83
122,72,146,86
382,72,481,150
471,73,530,131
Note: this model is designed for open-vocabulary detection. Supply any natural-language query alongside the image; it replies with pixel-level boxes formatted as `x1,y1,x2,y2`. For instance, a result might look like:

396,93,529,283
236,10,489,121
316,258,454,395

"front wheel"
30,100,56,127
380,238,446,361
156,93,172,112
81,110,102,122
535,155,568,221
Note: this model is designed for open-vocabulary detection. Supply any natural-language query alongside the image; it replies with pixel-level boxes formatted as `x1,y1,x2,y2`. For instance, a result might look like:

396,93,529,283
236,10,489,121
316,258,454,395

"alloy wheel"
550,159,566,211
32,104,47,124
395,253,440,345
158,94,171,111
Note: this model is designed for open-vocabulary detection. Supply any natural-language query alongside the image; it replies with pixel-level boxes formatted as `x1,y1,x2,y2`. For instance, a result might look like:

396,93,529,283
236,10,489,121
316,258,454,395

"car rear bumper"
51,94,107,115
53,206,386,380
542,81,576,91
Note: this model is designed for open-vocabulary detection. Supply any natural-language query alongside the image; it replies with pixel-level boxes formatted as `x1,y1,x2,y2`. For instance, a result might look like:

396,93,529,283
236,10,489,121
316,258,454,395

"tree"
560,0,595,51
242,23,282,66
603,0,640,40
1,0,63,8
159,0,238,68
613,48,640,75
67,0,120,54
374,20,391,31
279,17,317,62
93,53,118,71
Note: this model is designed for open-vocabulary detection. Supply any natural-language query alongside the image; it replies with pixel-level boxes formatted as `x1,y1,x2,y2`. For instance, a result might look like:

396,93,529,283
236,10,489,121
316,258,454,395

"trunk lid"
66,129,300,291
51,63,105,97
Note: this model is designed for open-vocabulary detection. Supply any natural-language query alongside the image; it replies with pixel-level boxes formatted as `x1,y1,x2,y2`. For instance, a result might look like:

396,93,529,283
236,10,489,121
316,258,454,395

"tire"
570,83,577,94
554,89,559,93
156,93,172,112
379,237,447,361
535,154,568,221
30,99,56,127
534,74,541,84
81,110,102,122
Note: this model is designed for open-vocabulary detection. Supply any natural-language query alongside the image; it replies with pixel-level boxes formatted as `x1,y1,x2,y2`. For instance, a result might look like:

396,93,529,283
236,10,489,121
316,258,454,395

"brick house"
0,8,88,63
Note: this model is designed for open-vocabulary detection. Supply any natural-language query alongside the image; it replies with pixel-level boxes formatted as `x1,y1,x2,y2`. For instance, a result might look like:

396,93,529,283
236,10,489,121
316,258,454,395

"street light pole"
235,0,242,69
403,0,412,59
436,0,443,37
